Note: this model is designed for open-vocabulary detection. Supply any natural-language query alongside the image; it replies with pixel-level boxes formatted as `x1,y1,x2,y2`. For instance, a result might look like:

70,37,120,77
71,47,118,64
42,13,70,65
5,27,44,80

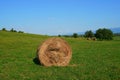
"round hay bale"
37,37,72,66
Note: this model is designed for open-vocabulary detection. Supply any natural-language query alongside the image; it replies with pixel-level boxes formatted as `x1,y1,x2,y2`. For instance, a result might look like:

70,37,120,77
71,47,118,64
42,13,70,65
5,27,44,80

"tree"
84,30,94,38
10,28,17,32
95,28,113,40
10,28,14,32
58,34,61,37
2,28,6,31
73,33,78,38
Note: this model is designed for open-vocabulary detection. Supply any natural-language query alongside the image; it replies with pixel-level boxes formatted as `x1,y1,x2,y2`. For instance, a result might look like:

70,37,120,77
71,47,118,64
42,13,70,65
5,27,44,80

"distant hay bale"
37,37,72,66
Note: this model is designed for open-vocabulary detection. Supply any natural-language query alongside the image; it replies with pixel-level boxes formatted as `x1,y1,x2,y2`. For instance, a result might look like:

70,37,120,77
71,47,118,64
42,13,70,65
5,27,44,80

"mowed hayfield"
0,31,120,80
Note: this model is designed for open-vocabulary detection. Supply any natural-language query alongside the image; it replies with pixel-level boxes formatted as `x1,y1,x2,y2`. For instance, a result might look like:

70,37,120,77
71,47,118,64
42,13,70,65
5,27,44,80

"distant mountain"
110,27,120,33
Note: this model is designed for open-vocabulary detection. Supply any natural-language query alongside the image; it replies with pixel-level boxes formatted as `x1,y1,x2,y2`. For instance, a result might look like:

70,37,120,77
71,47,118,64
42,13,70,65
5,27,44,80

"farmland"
0,31,120,80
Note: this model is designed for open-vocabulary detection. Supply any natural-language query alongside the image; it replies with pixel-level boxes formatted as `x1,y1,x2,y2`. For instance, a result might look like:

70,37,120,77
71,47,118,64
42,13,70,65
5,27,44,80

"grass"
0,31,120,80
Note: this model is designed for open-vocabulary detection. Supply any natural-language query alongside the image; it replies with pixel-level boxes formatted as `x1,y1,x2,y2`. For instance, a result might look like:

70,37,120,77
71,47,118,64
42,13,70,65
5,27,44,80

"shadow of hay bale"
33,57,42,65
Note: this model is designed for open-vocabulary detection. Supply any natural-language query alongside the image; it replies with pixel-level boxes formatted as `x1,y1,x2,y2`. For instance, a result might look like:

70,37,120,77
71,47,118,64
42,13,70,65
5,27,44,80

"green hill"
0,31,120,80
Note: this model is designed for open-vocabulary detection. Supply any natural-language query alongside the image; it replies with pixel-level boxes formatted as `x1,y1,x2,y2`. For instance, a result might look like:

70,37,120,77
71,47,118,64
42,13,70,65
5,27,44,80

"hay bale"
37,37,72,66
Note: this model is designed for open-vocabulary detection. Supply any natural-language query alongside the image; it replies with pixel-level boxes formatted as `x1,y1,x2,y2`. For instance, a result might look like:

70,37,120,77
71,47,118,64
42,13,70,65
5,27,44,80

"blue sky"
0,0,120,35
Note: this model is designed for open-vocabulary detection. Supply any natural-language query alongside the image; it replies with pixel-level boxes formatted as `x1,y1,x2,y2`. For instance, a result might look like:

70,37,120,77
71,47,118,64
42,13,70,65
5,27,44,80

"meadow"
0,31,120,80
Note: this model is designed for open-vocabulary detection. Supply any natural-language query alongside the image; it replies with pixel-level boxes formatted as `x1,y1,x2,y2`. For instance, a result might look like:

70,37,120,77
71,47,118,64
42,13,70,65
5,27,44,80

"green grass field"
0,31,120,80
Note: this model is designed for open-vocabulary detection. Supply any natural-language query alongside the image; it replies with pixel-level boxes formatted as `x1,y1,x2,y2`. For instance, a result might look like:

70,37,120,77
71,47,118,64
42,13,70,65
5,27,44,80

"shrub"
13,30,17,32
18,31,24,33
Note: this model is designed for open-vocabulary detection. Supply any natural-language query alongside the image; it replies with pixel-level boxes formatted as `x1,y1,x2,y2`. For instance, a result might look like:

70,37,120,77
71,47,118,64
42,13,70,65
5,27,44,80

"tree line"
58,28,114,40
0,27,115,40
0,28,24,33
